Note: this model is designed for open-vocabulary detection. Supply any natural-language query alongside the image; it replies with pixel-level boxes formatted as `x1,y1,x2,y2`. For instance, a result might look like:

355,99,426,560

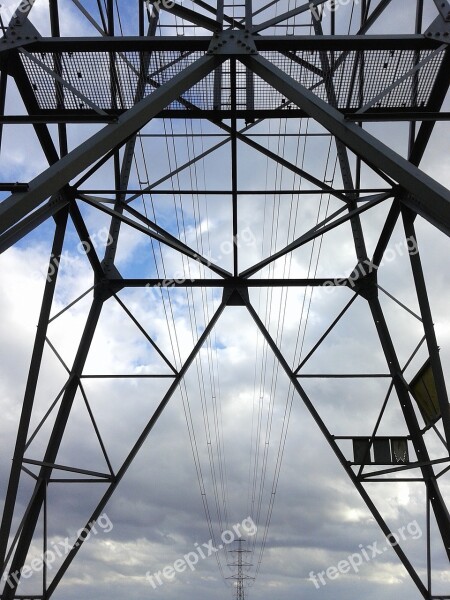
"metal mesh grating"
20,50,211,110
21,48,444,112
261,49,444,109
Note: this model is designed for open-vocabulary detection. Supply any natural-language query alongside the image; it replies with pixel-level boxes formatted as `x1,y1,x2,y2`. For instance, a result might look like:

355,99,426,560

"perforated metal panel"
20,48,444,112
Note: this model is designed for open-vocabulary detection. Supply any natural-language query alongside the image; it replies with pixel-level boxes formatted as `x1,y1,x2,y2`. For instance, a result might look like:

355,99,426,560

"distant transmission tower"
227,539,254,600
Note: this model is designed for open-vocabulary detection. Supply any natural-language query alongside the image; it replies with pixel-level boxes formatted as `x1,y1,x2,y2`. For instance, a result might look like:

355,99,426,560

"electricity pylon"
0,1,449,599
227,539,253,600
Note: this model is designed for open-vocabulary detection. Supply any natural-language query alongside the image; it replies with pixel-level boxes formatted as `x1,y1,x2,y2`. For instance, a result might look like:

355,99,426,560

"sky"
1,1,450,600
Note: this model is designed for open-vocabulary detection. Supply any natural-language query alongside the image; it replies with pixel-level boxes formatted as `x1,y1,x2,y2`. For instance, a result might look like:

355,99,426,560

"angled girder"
0,52,224,236
102,14,160,272
241,291,432,599
251,0,329,34
311,16,368,263
305,19,450,540
0,208,69,573
217,121,353,203
160,1,222,31
240,193,391,278
1,294,228,599
1,296,104,600
409,49,450,166
9,53,60,166
239,52,450,237
78,195,231,278
252,0,393,34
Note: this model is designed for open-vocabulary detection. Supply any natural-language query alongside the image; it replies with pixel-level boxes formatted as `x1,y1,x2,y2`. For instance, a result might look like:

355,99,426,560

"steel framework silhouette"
0,0,450,599
227,539,253,600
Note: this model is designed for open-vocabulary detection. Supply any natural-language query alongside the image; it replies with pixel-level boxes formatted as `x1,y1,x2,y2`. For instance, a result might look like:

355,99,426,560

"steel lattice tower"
0,1,450,599
227,539,253,600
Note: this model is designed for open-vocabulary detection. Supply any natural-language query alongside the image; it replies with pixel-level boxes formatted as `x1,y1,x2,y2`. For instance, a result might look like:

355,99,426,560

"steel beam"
240,53,450,237
102,16,159,274
160,2,221,31
9,53,59,165
0,52,224,235
294,294,359,373
2,108,446,124
44,298,228,598
78,195,231,278
69,201,105,280
372,199,401,267
230,59,238,276
312,17,367,263
78,189,388,196
367,295,450,560
0,208,69,575
252,0,329,34
0,69,6,153
2,296,104,599
0,197,68,253
403,209,450,446
218,122,352,203
0,35,439,54
240,193,390,278
252,0,394,35
109,278,341,289
409,50,450,166
242,292,431,599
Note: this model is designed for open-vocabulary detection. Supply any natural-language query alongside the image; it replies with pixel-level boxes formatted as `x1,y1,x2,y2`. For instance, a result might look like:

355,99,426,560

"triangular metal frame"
1,1,449,599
